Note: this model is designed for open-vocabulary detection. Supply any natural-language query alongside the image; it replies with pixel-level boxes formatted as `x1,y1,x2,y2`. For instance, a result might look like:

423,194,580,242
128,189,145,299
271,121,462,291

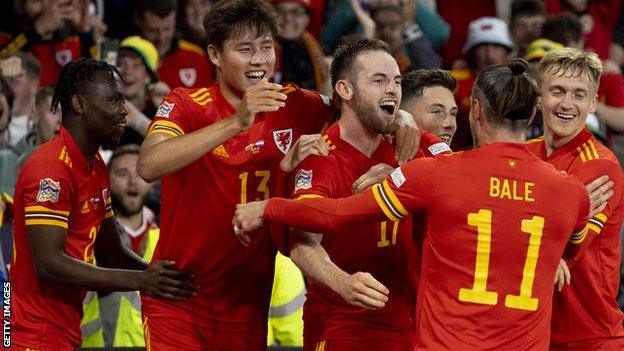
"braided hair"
51,59,122,118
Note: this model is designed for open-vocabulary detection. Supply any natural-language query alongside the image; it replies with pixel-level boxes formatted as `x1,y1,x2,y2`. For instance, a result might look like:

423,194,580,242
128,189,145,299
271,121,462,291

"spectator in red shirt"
134,0,214,89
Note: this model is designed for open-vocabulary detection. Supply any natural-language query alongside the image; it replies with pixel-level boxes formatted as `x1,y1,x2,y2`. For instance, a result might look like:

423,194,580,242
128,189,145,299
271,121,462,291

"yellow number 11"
458,209,544,311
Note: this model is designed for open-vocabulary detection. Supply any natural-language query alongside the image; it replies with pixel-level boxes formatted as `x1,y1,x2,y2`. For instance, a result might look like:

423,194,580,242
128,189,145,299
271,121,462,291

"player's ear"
588,93,597,114
470,98,484,124
207,44,221,67
335,79,353,100
71,94,85,114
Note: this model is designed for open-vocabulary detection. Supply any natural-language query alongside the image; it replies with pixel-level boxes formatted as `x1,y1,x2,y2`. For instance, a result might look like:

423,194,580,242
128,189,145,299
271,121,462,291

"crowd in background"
0,0,623,348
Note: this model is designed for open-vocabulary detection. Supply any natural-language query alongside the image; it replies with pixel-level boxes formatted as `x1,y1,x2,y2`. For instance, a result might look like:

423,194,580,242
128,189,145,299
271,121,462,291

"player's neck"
543,126,583,157
219,81,243,110
63,122,99,168
479,128,526,146
338,112,381,157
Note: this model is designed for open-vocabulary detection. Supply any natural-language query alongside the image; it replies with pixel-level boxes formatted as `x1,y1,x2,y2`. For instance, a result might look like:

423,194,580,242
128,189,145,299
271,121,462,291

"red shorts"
304,339,414,351
144,316,266,351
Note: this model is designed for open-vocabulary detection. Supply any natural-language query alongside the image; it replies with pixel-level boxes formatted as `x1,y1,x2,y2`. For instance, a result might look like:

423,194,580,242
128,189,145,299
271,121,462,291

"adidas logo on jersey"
213,144,229,158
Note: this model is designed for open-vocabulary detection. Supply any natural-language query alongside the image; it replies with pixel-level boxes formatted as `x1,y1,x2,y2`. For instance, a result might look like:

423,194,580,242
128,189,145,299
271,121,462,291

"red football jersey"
290,123,447,344
10,127,114,349
142,82,333,335
527,128,624,349
265,142,589,350
30,36,83,87
157,39,214,89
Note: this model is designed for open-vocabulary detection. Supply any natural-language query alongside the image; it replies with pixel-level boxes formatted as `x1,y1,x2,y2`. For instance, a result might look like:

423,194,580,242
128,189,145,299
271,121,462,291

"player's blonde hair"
538,48,602,89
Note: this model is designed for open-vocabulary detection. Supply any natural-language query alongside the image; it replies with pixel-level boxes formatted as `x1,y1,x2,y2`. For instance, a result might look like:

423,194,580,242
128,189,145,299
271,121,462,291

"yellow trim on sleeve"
595,213,607,223
148,128,179,138
295,194,325,200
105,210,114,219
586,223,602,234
372,184,400,222
569,227,588,244
24,205,69,216
151,120,184,134
381,180,409,217
25,219,68,229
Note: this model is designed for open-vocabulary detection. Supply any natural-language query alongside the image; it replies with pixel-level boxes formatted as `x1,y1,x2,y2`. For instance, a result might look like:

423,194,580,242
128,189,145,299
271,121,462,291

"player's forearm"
596,103,624,132
265,190,386,234
138,117,245,182
35,254,143,291
290,237,350,293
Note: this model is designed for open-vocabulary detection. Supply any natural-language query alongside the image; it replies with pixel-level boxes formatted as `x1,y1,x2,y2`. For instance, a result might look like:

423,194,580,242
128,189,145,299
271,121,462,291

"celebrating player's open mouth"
244,70,266,83
554,111,576,122
379,99,397,117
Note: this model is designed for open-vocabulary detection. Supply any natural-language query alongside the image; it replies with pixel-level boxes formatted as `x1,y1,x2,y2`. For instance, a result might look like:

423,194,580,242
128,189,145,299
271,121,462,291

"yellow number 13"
458,209,544,311
239,170,270,204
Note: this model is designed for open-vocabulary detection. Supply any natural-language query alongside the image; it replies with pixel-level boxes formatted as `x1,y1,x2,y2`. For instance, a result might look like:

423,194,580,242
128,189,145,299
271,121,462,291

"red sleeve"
563,159,623,266
265,187,386,234
418,131,452,157
147,88,194,137
20,161,73,230
264,157,437,233
290,154,336,199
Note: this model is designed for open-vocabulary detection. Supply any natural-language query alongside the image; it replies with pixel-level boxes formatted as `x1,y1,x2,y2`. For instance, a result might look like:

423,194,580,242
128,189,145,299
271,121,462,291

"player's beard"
111,191,146,217
353,90,396,134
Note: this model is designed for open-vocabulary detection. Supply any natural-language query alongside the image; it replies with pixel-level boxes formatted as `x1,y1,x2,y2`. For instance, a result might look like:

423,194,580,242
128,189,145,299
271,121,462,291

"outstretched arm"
27,225,198,300
234,185,387,239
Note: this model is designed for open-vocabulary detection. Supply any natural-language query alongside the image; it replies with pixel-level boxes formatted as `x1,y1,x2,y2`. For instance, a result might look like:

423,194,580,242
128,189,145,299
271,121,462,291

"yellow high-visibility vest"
267,252,306,346
81,228,159,347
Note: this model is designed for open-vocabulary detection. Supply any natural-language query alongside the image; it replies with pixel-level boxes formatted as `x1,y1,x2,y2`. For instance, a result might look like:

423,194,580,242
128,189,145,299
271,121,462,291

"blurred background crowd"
0,0,623,348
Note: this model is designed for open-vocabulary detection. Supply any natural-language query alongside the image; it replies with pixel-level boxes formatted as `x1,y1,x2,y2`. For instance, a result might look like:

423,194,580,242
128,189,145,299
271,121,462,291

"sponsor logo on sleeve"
390,168,406,188
155,102,175,118
428,142,451,155
294,169,313,192
36,178,61,203
273,129,293,154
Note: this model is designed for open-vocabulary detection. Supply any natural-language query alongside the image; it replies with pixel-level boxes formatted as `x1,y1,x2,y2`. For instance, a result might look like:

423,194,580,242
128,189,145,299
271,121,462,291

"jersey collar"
547,127,593,161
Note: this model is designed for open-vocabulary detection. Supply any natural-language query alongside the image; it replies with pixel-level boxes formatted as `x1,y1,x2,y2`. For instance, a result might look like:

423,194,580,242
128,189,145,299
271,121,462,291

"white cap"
463,17,515,55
